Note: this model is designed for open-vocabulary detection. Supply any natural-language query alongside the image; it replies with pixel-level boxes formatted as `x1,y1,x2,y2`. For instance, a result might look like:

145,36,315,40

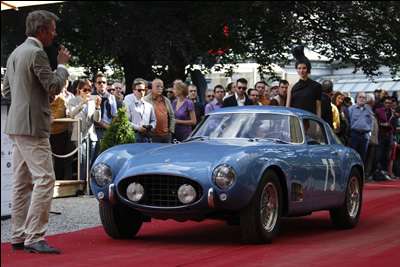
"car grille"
117,174,204,207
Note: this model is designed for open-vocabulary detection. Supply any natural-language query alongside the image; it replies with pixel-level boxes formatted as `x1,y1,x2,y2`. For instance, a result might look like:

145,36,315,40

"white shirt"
124,97,157,131
235,92,246,106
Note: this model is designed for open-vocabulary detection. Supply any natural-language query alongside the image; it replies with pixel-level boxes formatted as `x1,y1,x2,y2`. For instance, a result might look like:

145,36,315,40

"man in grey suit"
3,10,71,254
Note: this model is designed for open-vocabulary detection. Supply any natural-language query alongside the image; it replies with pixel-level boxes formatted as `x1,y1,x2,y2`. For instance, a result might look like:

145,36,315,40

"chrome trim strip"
109,183,115,204
208,188,214,208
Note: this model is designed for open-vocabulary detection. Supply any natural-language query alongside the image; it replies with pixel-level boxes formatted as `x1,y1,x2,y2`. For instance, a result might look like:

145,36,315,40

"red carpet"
2,180,400,266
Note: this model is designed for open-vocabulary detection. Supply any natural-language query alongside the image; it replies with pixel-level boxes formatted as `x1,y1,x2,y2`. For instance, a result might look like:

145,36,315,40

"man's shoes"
365,176,374,183
24,240,61,254
11,242,24,251
380,170,392,181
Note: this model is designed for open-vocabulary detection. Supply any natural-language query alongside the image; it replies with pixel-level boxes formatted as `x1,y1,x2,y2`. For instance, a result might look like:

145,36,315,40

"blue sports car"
91,106,364,244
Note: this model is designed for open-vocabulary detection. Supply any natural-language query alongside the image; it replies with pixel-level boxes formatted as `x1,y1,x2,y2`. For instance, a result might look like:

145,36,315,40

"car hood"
117,139,257,180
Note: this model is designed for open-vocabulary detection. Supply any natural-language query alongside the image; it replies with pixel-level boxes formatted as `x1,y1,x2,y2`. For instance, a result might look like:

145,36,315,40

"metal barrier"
52,118,90,196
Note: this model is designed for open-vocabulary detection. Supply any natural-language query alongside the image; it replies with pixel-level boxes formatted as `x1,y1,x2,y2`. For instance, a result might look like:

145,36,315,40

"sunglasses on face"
97,81,106,85
207,95,215,98
107,89,115,93
82,89,92,93
167,91,174,94
237,86,247,90
136,89,144,92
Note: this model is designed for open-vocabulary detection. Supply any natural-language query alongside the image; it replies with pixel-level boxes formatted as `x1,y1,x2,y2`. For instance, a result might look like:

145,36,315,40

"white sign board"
1,104,13,217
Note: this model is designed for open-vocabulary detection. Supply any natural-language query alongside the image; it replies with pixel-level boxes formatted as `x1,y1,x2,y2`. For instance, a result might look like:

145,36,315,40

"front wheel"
99,203,143,239
329,168,362,229
240,170,282,244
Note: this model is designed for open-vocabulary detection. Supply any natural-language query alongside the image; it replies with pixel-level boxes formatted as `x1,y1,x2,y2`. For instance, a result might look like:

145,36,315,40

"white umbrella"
1,1,64,11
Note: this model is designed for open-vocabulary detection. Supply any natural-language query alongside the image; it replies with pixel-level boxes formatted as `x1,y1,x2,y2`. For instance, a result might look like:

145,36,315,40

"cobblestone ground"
1,196,101,243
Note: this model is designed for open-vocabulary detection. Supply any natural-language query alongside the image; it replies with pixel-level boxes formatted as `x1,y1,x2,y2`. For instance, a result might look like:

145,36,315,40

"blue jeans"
135,132,151,143
371,135,393,172
93,127,106,164
79,138,96,181
350,131,370,165
152,134,172,143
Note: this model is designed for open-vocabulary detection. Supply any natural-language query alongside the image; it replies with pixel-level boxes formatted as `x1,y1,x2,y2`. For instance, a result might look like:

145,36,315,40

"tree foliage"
2,1,399,94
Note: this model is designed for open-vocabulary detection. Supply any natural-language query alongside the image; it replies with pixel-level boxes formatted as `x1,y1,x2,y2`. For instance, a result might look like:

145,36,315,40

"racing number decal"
322,159,336,191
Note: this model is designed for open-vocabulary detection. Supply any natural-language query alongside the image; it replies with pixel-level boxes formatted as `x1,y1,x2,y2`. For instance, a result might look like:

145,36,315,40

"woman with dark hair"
69,79,102,180
286,45,322,117
332,91,350,146
172,82,196,141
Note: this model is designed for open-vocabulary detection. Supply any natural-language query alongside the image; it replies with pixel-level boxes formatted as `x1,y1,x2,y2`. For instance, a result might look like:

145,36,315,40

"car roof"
209,106,318,118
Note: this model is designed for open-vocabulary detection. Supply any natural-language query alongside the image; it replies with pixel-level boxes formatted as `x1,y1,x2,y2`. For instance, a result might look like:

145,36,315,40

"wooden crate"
53,180,85,198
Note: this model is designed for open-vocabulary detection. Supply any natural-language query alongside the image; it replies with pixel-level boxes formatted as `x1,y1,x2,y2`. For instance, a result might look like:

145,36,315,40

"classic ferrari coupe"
91,106,364,244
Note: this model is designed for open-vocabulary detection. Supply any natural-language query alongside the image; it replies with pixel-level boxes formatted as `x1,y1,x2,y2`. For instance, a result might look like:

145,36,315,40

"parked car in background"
91,106,364,244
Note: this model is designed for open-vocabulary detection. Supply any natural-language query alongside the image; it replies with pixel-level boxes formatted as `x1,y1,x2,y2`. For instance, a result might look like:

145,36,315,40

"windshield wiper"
263,138,291,144
182,136,210,142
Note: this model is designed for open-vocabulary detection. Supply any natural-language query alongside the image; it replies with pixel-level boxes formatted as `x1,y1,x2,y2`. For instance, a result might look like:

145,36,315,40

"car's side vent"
291,183,303,202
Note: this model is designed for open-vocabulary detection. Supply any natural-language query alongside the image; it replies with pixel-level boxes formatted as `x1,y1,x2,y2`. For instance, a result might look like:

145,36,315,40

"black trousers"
50,130,69,180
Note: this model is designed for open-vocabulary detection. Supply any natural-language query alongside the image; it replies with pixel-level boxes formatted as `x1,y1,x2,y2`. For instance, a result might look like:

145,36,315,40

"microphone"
52,40,74,65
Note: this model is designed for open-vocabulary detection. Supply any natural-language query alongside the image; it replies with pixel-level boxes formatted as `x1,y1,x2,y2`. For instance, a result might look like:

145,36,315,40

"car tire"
329,168,362,229
99,203,143,239
240,170,282,244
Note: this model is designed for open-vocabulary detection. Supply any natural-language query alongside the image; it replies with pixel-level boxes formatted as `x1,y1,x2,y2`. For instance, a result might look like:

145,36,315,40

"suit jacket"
3,38,69,138
69,96,101,142
222,93,253,107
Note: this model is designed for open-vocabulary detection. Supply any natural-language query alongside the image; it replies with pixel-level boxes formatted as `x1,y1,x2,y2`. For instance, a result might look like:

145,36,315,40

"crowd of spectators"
42,72,399,183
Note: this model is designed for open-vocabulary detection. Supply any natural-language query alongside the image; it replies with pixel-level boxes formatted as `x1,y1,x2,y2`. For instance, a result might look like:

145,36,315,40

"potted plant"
100,103,135,153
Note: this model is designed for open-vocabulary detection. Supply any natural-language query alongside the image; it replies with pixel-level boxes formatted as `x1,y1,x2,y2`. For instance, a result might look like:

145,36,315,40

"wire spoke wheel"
330,168,362,229
240,170,282,244
347,176,360,219
260,182,279,232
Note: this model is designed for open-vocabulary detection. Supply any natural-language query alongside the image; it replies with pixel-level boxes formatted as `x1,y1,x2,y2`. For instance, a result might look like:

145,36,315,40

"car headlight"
177,184,196,204
212,164,236,190
126,182,144,202
91,163,112,187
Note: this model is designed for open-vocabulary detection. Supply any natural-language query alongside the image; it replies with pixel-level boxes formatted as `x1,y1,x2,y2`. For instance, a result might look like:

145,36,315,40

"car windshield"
191,112,303,143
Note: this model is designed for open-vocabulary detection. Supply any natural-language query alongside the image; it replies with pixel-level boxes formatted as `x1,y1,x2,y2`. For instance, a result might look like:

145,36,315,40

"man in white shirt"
124,81,157,143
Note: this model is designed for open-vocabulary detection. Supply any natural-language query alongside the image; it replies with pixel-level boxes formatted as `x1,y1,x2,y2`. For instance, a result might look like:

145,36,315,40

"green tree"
2,1,399,93
100,104,135,153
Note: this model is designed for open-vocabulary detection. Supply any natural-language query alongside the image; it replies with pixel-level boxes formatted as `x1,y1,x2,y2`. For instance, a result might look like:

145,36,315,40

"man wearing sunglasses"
222,78,253,107
91,72,117,161
124,81,156,143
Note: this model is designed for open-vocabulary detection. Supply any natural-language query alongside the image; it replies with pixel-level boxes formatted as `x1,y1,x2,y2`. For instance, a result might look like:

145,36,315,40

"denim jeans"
152,134,172,143
93,127,106,164
350,131,370,165
135,132,151,143
371,135,394,172
79,138,96,181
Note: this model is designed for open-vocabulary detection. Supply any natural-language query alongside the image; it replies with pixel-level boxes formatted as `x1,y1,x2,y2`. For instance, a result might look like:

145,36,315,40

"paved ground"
1,196,101,243
2,181,399,266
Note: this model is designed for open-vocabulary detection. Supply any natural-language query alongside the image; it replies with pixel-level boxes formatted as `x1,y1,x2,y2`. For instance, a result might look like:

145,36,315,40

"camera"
142,125,153,143
89,95,97,101
142,125,153,132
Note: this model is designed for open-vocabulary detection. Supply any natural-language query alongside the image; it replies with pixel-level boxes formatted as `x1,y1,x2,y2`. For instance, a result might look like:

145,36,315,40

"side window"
303,119,327,145
290,116,303,143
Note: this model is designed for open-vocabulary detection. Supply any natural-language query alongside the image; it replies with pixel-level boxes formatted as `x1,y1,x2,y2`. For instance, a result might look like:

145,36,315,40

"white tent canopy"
1,1,64,11
331,77,400,93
